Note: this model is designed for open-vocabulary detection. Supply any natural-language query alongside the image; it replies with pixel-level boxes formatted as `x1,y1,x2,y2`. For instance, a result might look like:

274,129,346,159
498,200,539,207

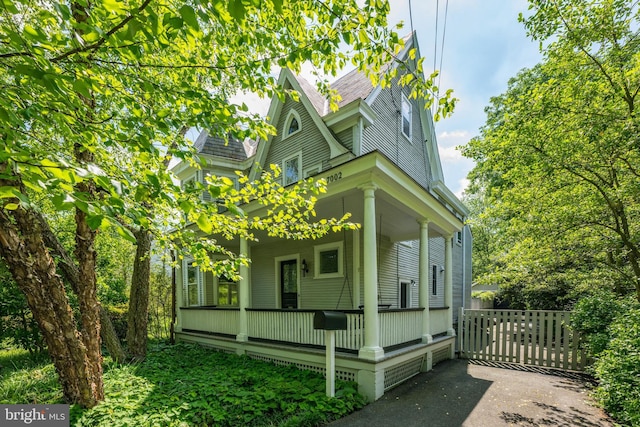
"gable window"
314,241,343,279
184,260,201,306
288,117,299,134
401,93,412,140
283,110,302,139
283,153,301,186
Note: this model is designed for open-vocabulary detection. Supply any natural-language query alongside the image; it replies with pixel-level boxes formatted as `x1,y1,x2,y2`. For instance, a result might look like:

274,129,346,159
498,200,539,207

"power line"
436,0,449,106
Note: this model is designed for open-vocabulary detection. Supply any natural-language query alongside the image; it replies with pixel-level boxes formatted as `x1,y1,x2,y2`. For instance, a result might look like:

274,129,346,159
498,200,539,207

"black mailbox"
314,311,347,330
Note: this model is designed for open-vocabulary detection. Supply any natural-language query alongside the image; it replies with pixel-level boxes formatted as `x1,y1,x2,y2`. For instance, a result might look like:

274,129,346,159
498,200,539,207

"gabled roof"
249,68,352,180
193,131,248,161
331,68,375,108
293,74,326,116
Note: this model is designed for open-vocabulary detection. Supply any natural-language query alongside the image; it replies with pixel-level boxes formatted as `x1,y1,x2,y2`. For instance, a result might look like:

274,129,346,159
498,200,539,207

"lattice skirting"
384,356,424,390
432,346,451,366
246,352,357,382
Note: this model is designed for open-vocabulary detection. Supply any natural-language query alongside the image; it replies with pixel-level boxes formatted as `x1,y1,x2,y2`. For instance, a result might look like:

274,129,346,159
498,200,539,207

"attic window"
401,93,412,140
283,110,302,138
288,118,299,134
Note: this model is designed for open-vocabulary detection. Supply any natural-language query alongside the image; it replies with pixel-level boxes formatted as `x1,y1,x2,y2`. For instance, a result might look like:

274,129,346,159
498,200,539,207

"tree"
0,0,452,407
461,0,640,307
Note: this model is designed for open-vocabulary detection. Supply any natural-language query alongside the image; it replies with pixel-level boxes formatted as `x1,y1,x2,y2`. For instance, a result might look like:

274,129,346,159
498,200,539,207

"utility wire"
436,0,449,107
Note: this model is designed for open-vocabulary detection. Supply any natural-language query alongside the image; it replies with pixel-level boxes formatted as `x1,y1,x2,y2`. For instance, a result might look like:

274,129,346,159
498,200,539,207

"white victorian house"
170,34,472,401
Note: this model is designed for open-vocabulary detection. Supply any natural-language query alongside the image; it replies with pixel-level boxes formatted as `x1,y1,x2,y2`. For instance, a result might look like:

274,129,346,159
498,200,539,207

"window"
184,260,201,306
432,265,437,296
401,93,412,140
283,153,301,186
288,117,299,134
314,241,344,278
217,277,238,306
283,110,302,138
456,231,463,246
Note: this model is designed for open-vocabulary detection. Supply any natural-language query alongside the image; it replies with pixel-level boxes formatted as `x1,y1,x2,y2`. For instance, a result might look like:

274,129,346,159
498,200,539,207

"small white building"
170,34,472,401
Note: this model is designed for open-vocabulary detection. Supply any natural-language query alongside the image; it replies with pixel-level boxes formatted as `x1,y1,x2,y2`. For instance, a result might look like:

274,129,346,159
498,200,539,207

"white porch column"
237,238,250,343
352,228,361,310
444,234,455,336
418,220,433,343
358,184,384,361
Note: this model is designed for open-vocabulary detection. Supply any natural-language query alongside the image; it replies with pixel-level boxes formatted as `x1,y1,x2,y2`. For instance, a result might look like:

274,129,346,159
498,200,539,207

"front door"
280,259,298,309
400,280,410,308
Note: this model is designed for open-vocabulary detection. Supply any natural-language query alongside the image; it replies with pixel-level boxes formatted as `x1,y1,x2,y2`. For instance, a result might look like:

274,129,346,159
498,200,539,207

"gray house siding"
335,128,354,152
249,233,355,310
264,96,332,181
362,83,431,190
429,237,446,308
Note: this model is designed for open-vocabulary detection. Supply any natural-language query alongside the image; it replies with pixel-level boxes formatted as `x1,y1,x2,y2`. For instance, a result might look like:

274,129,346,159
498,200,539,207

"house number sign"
325,171,342,183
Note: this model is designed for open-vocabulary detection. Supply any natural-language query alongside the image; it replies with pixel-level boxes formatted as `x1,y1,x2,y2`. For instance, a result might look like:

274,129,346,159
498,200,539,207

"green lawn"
0,343,366,426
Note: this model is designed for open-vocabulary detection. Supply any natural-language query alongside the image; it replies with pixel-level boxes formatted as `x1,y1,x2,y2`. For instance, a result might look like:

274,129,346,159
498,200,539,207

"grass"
0,343,366,426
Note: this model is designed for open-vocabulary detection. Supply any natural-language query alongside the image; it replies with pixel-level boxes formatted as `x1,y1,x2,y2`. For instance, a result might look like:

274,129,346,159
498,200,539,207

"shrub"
593,303,640,426
571,290,626,359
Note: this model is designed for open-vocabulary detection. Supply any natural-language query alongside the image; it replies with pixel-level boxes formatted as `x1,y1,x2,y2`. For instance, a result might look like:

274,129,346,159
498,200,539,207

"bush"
571,290,627,359
593,303,640,426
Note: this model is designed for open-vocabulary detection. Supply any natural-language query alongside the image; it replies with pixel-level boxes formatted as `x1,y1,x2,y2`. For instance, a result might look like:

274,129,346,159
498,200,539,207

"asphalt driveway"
328,359,614,427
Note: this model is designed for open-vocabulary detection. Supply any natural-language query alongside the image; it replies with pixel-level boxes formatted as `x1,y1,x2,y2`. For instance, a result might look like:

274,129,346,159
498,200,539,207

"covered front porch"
175,306,455,400
173,151,466,400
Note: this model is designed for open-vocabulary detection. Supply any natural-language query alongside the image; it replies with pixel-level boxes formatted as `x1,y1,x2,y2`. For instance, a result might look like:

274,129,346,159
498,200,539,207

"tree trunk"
35,210,127,362
0,167,102,407
127,228,152,361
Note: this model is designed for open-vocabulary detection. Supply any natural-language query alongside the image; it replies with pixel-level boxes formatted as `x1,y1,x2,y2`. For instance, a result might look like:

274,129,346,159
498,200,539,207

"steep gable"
249,69,352,182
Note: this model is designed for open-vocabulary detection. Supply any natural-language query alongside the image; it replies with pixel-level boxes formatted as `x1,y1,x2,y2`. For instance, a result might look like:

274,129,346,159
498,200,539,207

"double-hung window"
283,153,301,186
184,260,201,306
401,93,412,140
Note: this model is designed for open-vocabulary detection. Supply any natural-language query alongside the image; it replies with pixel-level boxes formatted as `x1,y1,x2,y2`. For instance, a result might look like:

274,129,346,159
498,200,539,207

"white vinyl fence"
458,309,586,371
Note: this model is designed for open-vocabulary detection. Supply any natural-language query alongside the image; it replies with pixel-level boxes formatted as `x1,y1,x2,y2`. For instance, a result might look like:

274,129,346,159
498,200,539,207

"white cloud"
455,178,470,199
438,144,465,163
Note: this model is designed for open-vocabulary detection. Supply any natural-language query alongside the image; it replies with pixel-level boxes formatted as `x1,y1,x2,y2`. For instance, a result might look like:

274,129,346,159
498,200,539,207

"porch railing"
181,307,239,336
180,307,430,352
379,308,424,348
246,309,364,351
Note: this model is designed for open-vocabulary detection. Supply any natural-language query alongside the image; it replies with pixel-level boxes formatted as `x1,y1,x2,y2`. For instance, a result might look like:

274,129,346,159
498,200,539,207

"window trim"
314,241,344,279
183,259,202,307
282,151,302,186
274,254,300,308
282,110,302,139
456,231,463,246
401,93,412,141
431,265,438,296
216,276,239,307
398,279,412,308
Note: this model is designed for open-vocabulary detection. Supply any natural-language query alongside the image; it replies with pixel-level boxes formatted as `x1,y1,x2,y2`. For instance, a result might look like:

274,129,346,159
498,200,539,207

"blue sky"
221,1,543,198
390,0,543,197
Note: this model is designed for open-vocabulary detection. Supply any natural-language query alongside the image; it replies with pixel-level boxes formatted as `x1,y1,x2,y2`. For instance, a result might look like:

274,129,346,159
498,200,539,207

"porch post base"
236,333,249,342
447,328,456,337
358,346,384,361
422,334,433,344
357,367,385,401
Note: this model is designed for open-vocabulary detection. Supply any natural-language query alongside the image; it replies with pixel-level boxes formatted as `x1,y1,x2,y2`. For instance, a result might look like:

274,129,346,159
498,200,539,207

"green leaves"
462,1,640,307
68,343,366,426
